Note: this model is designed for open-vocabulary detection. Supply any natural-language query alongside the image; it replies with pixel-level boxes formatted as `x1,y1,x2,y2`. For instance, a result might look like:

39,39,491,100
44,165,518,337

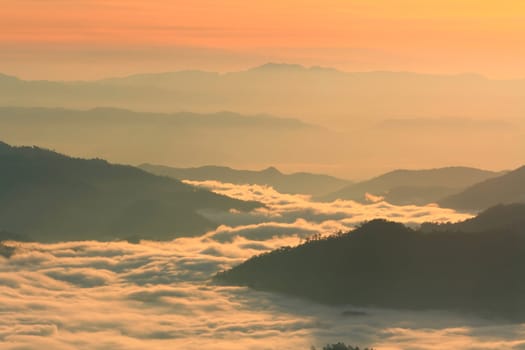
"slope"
139,164,351,196
0,141,259,242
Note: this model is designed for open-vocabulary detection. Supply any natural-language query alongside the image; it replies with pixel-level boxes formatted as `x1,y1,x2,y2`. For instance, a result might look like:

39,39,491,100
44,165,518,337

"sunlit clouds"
185,180,472,232
2,232,525,349
1,1,523,348
1,181,520,349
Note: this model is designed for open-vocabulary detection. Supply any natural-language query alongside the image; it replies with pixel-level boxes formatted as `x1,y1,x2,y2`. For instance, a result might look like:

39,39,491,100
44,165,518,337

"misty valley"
1,134,524,349
6,1,525,348
2,6,525,345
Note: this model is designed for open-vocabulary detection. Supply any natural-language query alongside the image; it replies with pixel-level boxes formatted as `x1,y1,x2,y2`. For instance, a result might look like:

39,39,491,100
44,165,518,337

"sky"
2,0,525,79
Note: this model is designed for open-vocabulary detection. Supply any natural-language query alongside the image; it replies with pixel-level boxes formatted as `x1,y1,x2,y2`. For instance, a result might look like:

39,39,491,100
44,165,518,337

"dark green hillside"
0,141,259,242
217,219,525,320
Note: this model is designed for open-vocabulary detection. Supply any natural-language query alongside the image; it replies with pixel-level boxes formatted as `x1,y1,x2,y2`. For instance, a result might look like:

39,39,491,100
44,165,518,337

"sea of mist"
3,181,524,350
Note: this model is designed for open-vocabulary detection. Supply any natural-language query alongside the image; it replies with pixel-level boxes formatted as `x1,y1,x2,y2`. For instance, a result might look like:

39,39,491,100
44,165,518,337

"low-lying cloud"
186,179,472,233
3,239,524,350
2,181,521,350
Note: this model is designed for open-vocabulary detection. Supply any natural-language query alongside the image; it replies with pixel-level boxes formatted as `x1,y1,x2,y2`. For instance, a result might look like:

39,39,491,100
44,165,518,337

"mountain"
139,164,351,196
0,106,311,129
111,65,525,126
0,63,525,178
438,166,525,211
319,167,501,205
1,63,523,121
421,203,525,233
1,65,523,178
0,106,341,178
216,219,525,321
3,65,525,125
0,141,259,242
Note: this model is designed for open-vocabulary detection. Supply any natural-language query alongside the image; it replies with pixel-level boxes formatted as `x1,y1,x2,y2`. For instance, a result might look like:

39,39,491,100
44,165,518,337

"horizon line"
3,62,523,83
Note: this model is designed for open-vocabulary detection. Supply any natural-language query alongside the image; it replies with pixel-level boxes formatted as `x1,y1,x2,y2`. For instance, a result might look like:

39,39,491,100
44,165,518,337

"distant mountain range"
1,64,523,178
0,106,340,177
139,163,524,210
216,208,525,321
2,64,525,125
438,166,525,211
139,164,351,197
318,167,503,205
0,141,259,242
0,106,311,130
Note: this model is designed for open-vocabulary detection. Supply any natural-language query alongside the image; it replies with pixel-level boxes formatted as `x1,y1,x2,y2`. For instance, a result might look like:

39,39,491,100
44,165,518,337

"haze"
2,2,525,350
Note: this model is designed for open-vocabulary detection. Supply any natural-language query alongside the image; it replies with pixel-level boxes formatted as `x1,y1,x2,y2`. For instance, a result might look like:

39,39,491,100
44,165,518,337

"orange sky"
1,0,525,79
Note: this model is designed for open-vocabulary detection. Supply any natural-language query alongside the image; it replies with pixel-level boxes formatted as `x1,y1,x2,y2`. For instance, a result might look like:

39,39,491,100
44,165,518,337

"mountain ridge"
438,165,525,210
216,215,525,321
319,166,502,205
0,141,260,242
139,163,351,197
3,63,505,83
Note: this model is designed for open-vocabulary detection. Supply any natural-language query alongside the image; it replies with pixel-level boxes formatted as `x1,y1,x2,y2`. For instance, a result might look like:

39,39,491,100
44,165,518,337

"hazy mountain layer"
216,218,525,321
0,141,259,242
0,106,346,177
140,164,351,197
421,203,525,233
319,167,501,205
2,64,525,125
438,166,525,211
1,65,523,178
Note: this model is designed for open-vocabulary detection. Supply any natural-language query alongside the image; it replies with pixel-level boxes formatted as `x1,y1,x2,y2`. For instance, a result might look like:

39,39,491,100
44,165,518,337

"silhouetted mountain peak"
140,163,350,196
351,219,413,240
250,62,306,72
248,63,340,74
261,166,281,176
